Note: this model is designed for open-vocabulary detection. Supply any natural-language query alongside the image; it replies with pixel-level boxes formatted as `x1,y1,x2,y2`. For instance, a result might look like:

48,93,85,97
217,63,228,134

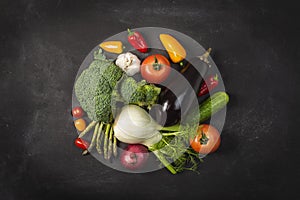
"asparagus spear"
96,122,104,154
82,149,89,156
107,127,113,160
87,122,100,152
103,124,111,160
78,121,97,138
113,135,118,157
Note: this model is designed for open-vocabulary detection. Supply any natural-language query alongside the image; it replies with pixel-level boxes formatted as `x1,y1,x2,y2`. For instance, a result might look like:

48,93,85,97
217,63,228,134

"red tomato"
190,124,221,154
74,118,86,132
141,54,171,84
72,106,84,118
74,138,89,150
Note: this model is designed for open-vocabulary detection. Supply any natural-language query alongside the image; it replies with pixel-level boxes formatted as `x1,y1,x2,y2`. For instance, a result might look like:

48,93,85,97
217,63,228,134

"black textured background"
1,0,299,199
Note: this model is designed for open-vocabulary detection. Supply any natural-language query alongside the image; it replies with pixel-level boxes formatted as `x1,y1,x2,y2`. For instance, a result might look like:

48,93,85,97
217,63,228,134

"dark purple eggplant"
151,49,211,126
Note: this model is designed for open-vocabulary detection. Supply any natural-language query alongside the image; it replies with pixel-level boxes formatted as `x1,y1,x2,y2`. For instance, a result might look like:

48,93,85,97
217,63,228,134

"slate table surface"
1,0,299,199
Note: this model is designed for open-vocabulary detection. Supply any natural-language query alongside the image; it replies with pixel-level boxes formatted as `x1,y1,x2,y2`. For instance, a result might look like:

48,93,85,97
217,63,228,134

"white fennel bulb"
113,105,162,146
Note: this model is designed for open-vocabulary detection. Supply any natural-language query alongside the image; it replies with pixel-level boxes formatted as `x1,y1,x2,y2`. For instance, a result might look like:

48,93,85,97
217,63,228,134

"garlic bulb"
115,52,140,76
113,105,162,146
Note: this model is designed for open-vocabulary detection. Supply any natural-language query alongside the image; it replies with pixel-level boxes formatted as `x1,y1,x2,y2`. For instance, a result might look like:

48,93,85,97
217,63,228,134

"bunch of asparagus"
78,121,117,160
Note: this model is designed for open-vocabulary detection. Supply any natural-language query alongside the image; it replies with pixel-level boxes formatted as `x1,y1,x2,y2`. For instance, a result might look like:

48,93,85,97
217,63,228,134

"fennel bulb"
113,105,162,146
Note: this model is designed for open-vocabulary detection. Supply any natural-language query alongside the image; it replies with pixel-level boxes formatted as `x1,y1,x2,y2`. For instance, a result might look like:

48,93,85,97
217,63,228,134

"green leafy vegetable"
74,50,123,123
117,75,161,108
149,92,229,174
149,120,201,174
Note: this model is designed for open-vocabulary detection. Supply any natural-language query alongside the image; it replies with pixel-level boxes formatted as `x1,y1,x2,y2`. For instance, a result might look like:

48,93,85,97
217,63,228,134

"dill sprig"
149,111,202,174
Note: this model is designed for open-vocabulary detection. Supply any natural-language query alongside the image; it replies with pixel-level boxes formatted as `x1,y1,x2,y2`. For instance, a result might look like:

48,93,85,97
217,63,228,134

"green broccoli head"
74,54,123,123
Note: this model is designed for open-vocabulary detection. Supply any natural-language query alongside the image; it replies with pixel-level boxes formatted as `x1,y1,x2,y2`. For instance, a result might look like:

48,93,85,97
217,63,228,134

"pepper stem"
198,48,212,64
214,74,218,81
127,28,134,36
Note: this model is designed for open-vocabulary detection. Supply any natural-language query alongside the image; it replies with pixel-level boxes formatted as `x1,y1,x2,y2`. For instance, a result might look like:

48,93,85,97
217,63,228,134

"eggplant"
151,49,211,126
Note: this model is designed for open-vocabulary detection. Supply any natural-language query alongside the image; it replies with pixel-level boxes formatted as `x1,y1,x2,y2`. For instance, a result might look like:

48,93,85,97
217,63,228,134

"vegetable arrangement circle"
71,27,228,174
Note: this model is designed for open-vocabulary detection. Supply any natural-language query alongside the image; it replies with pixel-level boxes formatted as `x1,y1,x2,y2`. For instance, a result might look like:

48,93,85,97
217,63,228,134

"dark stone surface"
1,0,299,199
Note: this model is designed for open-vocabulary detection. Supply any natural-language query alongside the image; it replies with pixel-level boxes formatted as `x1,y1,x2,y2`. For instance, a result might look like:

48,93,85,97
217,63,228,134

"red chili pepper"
198,74,219,96
74,138,89,150
127,28,148,53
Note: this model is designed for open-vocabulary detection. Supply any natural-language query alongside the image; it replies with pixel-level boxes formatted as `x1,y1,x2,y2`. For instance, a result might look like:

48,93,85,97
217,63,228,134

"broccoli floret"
74,51,123,123
89,59,111,72
144,84,161,105
129,86,146,106
119,75,142,101
96,78,111,95
103,63,124,89
117,75,161,107
94,94,112,123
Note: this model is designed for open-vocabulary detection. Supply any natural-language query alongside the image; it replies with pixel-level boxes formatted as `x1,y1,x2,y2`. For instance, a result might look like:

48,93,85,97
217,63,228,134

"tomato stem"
152,56,162,70
199,131,209,145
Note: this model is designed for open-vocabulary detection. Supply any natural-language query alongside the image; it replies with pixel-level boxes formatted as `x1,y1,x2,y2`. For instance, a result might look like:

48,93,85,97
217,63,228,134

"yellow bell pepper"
99,41,123,54
159,34,186,63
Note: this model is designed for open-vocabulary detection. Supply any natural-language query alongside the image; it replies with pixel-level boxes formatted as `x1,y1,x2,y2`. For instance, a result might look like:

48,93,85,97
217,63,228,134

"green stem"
160,124,180,132
127,28,134,36
152,150,177,174
161,138,169,145
162,132,180,136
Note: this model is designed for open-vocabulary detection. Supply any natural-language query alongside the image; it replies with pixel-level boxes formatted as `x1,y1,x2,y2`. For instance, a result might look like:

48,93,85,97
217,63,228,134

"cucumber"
199,92,229,123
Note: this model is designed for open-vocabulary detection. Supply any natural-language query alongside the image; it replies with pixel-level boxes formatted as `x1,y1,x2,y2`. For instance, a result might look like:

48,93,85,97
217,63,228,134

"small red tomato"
74,118,86,132
72,106,84,118
74,138,89,150
190,124,221,154
141,54,171,84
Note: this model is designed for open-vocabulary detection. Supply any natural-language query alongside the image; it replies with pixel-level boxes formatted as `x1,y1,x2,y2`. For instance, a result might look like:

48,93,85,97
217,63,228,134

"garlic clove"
115,52,140,76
